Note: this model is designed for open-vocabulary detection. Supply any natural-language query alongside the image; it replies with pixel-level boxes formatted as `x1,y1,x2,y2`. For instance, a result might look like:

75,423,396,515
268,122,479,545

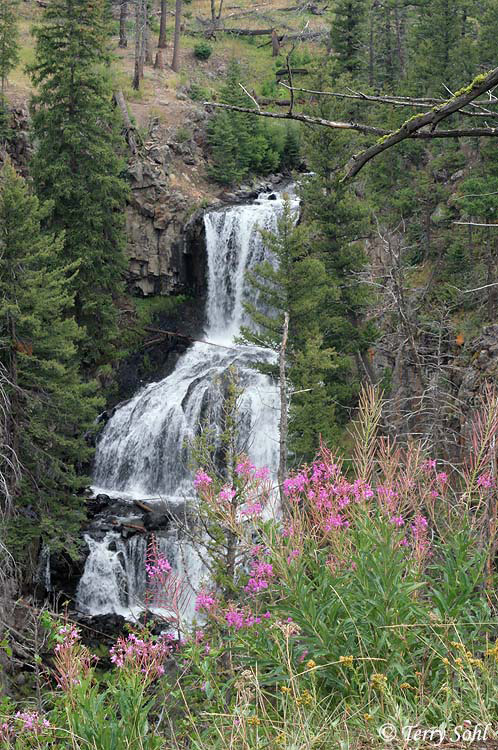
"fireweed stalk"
188,393,497,715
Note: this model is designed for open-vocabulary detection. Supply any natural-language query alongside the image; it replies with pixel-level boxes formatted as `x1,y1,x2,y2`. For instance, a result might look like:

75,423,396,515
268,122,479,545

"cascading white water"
77,189,297,622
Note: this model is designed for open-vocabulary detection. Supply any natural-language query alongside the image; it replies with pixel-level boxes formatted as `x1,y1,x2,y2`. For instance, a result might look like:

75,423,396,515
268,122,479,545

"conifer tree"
330,0,367,76
0,0,19,95
208,61,280,185
281,125,301,172
240,200,339,461
29,0,128,368
300,116,376,425
407,0,476,95
0,163,101,568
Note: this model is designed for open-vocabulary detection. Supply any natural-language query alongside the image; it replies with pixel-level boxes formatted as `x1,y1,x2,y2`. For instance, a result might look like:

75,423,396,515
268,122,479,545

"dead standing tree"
155,0,167,68
132,0,146,89
171,0,182,72
119,0,128,47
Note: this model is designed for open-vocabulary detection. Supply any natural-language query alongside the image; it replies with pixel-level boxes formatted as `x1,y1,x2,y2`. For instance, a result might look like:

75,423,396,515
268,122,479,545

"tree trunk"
145,1,154,65
158,0,167,47
486,226,496,320
368,5,374,87
133,0,145,90
171,0,182,72
113,90,138,154
119,0,128,47
278,312,289,514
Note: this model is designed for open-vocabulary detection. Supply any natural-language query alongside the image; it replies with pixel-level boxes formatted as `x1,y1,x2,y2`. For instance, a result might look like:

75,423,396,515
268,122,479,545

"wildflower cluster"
0,712,52,743
145,555,172,580
281,449,436,566
110,632,174,681
244,558,274,594
53,623,95,691
195,591,217,613
193,456,273,527
283,458,372,535
225,607,271,630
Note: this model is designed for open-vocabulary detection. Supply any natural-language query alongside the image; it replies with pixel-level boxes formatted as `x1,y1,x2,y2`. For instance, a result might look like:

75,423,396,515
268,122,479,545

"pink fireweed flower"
324,514,349,531
240,501,263,517
235,457,256,477
53,622,96,691
55,624,80,652
14,712,52,735
195,592,217,613
353,478,374,501
377,485,399,513
225,609,245,629
422,459,437,472
146,556,172,580
390,515,404,527
287,549,301,564
436,471,448,485
194,469,213,489
254,467,270,479
219,485,236,502
411,515,430,563
244,560,274,594
477,472,494,489
110,632,173,681
283,472,307,498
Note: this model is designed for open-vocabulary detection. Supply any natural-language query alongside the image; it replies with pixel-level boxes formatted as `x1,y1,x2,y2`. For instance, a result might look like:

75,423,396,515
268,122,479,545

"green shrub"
193,41,213,60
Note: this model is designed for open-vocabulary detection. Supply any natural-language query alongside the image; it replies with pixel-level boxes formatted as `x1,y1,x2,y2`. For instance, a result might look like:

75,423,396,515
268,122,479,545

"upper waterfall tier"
92,189,297,500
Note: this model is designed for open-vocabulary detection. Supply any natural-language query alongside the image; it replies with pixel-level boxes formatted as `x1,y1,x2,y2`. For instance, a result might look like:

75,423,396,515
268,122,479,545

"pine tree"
407,0,477,95
281,125,301,171
478,0,498,71
300,116,376,425
29,0,128,368
330,0,367,77
0,0,19,95
240,199,339,462
0,163,101,568
208,61,279,185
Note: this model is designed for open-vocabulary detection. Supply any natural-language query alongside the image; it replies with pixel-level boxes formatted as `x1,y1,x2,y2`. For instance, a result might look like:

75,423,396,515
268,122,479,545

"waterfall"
77,188,296,622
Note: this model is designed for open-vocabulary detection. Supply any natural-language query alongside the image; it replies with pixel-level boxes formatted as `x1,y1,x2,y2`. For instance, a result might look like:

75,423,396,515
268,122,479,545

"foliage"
2,391,498,748
0,163,101,566
329,0,367,77
207,60,285,185
194,41,213,60
28,0,128,369
0,0,19,94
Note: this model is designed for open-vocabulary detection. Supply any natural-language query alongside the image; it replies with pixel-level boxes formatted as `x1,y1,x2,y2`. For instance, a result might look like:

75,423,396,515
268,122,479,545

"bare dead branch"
278,82,498,117
238,83,260,111
344,67,498,180
453,221,498,227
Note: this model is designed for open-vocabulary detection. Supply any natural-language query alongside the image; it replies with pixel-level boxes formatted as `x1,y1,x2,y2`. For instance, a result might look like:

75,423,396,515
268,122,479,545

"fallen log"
134,500,155,513
111,520,147,533
113,90,139,155
276,67,309,78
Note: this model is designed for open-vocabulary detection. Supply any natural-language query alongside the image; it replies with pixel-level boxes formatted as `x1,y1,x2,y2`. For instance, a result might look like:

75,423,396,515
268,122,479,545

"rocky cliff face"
124,118,209,298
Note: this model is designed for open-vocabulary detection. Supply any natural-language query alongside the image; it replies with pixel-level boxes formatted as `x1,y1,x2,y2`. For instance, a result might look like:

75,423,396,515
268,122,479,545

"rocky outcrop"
0,107,32,174
125,115,211,297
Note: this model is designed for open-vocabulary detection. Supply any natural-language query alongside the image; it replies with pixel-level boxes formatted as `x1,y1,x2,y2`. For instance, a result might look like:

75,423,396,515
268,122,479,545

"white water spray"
77,189,296,620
